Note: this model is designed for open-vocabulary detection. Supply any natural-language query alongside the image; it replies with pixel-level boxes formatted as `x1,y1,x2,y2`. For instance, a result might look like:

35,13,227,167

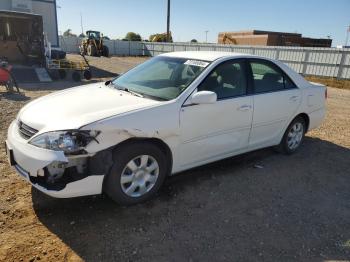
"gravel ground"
0,55,349,262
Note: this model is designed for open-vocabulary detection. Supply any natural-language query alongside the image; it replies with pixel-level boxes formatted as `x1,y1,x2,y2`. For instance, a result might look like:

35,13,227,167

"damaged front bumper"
5,121,104,198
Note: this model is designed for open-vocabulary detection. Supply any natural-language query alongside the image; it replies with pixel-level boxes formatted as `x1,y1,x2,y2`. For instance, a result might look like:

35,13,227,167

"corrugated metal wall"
59,37,350,79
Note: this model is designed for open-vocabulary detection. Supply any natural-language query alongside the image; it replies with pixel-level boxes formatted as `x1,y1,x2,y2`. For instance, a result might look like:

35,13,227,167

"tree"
63,29,77,37
124,32,142,41
190,39,198,43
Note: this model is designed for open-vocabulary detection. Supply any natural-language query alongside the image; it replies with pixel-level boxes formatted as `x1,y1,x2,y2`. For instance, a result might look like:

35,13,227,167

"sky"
57,0,350,46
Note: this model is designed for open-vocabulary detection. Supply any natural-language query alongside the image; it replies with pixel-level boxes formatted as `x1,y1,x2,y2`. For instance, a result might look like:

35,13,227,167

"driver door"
179,59,253,167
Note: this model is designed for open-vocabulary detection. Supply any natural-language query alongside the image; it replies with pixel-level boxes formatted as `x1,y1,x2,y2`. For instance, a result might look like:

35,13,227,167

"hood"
18,82,160,132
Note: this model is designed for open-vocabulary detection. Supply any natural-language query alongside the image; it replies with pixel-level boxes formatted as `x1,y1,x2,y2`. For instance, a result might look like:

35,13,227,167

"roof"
0,10,43,19
160,51,252,62
160,51,310,88
219,30,302,37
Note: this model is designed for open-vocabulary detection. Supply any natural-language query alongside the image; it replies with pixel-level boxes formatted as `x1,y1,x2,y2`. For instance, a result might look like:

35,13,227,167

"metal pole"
205,30,209,43
345,25,350,47
166,0,170,42
80,12,84,35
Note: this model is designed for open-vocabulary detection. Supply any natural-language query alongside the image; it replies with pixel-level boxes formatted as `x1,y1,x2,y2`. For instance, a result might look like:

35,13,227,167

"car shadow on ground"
32,137,350,261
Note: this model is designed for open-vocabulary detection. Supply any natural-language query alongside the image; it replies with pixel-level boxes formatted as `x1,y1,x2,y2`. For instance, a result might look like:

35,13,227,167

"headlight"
29,130,100,154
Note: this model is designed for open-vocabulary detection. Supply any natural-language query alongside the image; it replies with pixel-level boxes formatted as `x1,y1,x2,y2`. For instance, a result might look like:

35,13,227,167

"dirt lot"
0,55,350,262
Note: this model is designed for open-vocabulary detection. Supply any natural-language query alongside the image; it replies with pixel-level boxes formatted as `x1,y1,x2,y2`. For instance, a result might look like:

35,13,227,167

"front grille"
18,121,38,139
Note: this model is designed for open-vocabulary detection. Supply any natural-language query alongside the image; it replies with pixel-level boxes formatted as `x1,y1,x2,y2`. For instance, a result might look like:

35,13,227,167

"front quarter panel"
83,102,181,170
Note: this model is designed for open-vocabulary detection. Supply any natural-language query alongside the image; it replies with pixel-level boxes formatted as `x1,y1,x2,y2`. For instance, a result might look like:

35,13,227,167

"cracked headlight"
29,130,100,154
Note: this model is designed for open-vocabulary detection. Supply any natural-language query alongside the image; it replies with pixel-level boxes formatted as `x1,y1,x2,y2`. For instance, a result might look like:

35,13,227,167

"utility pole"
205,30,209,43
80,12,84,35
345,25,350,47
166,0,170,42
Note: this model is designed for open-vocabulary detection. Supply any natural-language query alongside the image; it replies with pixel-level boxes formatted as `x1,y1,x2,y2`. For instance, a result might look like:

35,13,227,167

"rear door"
248,59,301,147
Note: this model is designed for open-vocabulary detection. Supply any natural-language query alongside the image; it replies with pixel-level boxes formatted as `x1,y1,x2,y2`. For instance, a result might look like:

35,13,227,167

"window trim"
247,58,298,95
195,58,250,101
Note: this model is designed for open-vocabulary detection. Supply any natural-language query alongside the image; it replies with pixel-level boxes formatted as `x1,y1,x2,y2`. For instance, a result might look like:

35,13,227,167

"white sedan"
6,51,326,205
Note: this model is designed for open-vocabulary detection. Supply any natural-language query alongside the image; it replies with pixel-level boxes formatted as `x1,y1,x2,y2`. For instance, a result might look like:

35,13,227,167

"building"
0,0,58,47
218,30,332,47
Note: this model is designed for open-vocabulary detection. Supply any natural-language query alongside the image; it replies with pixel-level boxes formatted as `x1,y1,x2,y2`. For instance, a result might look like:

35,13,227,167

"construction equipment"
79,31,109,57
221,33,238,45
47,54,92,82
150,32,173,42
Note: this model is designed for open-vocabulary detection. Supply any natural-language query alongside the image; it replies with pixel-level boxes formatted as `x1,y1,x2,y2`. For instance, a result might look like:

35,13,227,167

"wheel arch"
277,112,310,146
112,137,173,176
295,112,310,133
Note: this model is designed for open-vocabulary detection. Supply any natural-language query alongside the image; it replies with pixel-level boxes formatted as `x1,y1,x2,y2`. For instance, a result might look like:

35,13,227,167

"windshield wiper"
120,87,144,98
105,81,143,98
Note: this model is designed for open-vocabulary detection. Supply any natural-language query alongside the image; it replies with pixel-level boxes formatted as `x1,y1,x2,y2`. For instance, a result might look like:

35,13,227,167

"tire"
58,69,66,79
277,116,306,154
104,142,168,205
83,70,92,80
87,44,96,56
102,45,109,57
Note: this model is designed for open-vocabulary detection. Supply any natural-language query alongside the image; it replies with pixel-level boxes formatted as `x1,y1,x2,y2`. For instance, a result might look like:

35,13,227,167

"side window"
198,61,247,99
250,61,296,93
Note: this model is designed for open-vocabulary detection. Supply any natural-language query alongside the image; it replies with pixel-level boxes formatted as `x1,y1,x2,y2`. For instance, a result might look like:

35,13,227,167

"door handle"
237,104,252,111
289,96,299,102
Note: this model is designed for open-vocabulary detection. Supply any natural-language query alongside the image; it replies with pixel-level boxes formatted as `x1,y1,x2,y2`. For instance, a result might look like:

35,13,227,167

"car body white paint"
6,51,326,198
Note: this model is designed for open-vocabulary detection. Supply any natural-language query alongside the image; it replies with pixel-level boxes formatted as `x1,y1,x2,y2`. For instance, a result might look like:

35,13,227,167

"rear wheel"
277,116,306,154
102,45,109,57
104,142,168,205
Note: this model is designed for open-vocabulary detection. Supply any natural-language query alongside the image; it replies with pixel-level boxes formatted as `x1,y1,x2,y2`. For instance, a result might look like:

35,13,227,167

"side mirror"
191,91,217,105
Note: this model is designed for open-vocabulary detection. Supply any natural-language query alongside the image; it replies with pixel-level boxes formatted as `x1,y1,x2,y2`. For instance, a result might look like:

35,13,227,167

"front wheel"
277,116,306,154
87,44,96,56
104,142,168,205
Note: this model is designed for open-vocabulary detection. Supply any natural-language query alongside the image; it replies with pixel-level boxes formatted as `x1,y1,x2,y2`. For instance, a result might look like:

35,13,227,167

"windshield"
88,31,100,39
112,56,209,101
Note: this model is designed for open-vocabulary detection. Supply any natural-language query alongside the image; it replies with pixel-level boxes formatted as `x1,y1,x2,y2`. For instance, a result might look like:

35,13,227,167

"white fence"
59,36,142,56
59,36,350,79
